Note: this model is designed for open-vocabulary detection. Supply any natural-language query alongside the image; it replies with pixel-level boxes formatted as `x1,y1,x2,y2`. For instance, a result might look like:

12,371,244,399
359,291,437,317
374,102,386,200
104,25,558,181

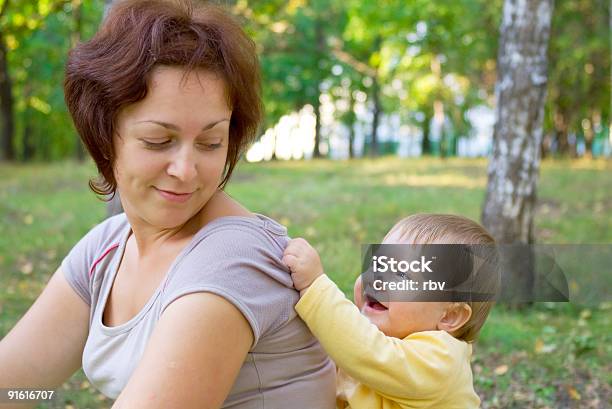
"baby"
282,213,499,409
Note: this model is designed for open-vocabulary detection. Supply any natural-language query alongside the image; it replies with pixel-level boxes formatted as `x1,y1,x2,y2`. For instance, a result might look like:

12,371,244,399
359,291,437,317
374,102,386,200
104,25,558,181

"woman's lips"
155,187,194,203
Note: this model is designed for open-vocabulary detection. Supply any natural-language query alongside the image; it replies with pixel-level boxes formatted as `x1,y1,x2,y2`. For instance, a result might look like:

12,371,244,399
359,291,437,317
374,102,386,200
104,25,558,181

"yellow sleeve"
295,275,458,400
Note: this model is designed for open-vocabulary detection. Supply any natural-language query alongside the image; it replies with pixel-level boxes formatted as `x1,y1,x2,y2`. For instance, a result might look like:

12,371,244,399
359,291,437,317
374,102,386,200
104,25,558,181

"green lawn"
1,157,610,408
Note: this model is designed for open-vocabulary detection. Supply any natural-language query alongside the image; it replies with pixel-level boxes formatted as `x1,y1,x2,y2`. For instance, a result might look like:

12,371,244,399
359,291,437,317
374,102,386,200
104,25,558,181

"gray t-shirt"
61,213,335,408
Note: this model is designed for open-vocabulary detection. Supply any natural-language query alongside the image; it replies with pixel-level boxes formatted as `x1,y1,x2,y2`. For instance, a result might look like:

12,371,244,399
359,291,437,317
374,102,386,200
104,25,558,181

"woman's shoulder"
174,213,292,289
60,213,130,306
80,212,130,247
65,212,129,262
161,214,296,343
188,213,289,257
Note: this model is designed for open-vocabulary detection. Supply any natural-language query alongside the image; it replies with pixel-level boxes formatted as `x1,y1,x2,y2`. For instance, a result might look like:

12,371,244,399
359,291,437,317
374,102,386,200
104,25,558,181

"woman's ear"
437,303,472,333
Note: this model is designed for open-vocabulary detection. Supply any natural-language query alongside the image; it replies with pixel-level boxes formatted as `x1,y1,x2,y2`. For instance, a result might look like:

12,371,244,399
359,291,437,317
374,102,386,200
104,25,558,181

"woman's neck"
123,190,252,258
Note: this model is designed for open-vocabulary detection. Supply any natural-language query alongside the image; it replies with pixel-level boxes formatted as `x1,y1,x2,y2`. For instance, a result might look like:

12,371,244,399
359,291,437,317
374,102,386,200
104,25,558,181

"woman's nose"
167,147,198,182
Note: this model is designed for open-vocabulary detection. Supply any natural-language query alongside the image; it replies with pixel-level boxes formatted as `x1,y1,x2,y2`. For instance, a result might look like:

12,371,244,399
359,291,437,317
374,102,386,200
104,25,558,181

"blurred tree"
336,0,500,157
392,0,500,156
338,0,409,156
249,0,343,158
0,0,15,160
0,0,108,163
544,0,610,157
329,69,366,159
236,0,292,136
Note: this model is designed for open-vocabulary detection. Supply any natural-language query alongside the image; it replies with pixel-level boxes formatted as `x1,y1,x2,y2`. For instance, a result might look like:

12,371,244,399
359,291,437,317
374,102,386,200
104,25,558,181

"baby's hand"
282,238,324,292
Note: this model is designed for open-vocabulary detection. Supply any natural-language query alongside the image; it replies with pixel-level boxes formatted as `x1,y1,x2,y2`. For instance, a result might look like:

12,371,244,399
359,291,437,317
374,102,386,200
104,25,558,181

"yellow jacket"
295,275,480,409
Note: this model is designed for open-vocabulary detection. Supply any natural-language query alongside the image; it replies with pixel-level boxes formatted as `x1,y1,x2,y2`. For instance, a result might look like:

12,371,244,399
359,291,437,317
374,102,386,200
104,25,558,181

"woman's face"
113,66,231,230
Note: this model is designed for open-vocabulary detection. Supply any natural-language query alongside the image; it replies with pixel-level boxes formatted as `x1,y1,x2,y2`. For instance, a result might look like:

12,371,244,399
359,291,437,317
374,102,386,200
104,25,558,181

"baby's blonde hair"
385,214,500,342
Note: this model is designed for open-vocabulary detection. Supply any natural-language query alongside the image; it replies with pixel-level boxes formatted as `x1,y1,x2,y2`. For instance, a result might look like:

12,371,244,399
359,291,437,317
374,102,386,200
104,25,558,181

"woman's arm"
111,292,253,409
0,268,90,408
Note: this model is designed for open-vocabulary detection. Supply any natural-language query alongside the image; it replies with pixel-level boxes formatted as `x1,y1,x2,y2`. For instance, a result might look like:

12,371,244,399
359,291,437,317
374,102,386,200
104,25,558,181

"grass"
0,157,610,408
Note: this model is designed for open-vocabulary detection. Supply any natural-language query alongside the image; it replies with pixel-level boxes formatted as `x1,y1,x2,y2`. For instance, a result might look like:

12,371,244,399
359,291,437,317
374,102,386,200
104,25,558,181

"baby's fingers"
282,253,299,271
291,271,313,292
284,237,310,255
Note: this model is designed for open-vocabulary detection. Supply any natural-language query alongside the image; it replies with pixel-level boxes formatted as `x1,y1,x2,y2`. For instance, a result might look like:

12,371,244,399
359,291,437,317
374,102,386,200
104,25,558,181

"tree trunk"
422,111,431,155
368,35,383,157
430,56,444,158
348,91,356,159
482,0,553,244
22,118,34,160
348,125,355,158
540,131,552,159
0,30,15,161
553,108,579,157
312,18,324,159
583,110,598,158
313,92,322,158
482,0,553,307
434,100,446,158
370,75,381,157
22,85,35,161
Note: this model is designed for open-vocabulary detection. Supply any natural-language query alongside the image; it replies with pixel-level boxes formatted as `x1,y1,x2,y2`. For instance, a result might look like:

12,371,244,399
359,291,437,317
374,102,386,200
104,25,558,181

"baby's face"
354,226,449,339
354,276,449,339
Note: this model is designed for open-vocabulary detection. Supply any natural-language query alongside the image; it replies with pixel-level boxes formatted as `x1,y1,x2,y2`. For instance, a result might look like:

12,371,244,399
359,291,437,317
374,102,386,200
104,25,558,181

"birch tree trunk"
481,0,554,244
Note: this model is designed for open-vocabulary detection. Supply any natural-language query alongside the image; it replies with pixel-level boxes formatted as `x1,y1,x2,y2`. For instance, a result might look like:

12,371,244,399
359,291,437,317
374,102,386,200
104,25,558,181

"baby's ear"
437,303,472,334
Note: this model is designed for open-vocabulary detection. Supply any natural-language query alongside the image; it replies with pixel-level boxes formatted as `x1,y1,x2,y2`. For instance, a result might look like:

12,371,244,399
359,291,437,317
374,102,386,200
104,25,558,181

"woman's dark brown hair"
64,0,262,197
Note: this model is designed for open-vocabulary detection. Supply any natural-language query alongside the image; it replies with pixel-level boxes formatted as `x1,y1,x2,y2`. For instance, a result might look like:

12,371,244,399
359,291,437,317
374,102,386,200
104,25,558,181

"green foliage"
0,0,608,161
545,0,610,151
247,0,346,130
1,0,103,161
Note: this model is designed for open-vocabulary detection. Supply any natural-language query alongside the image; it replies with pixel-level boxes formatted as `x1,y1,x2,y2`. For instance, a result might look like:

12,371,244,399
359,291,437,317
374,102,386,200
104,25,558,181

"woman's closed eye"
140,137,223,151
142,138,173,149
197,142,223,151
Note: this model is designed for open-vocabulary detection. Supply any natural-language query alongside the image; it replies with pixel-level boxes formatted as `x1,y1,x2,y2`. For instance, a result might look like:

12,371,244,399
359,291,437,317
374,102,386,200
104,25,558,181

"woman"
0,1,335,408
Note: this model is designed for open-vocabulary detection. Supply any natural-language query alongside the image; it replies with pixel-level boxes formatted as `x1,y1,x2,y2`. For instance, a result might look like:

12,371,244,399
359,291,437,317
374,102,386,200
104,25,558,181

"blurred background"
0,0,609,161
0,0,610,408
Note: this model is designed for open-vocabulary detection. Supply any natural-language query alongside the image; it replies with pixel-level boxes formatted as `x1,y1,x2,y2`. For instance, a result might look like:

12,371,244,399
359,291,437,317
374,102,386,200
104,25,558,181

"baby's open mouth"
365,294,388,311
